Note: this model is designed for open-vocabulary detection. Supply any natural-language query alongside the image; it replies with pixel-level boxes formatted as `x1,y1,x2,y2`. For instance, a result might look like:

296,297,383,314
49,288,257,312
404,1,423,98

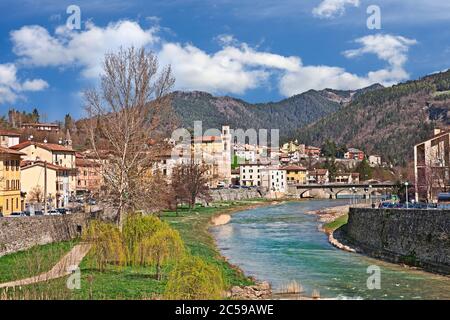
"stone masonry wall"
0,213,89,257
339,208,450,275
209,188,262,202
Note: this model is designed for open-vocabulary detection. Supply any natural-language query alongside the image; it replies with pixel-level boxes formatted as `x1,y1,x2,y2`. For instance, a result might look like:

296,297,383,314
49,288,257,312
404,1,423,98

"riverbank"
305,203,356,253
212,200,450,300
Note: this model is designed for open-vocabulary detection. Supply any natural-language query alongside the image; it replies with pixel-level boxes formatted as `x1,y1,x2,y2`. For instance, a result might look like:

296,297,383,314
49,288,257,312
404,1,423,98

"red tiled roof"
192,136,222,143
21,160,75,172
10,141,75,153
0,129,21,137
283,165,307,171
75,158,101,167
0,146,25,156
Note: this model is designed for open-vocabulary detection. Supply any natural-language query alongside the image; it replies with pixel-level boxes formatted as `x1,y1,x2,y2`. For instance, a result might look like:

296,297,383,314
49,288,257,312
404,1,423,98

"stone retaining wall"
0,213,89,257
338,208,450,275
209,188,262,202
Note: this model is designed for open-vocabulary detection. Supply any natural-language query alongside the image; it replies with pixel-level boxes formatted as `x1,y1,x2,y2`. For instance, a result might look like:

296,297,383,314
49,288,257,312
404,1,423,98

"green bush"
164,255,225,300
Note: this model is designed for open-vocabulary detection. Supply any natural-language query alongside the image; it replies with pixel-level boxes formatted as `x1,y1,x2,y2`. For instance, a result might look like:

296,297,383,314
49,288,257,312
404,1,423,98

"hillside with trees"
297,70,450,166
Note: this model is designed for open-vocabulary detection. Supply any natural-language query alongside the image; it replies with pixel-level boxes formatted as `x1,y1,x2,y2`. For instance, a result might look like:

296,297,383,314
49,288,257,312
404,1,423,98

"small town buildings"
76,155,102,196
344,148,365,161
11,141,77,207
281,140,306,155
192,126,232,187
308,169,330,184
239,163,265,187
334,172,360,184
414,129,450,202
368,155,382,167
231,169,240,185
0,130,20,148
21,123,60,132
0,147,24,216
305,146,321,157
284,165,308,185
234,146,256,163
260,167,287,192
11,141,76,169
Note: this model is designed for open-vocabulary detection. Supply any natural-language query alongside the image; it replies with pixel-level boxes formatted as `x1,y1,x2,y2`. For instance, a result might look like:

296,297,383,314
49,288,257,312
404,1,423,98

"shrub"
122,214,164,266
164,255,225,300
142,225,185,280
83,220,126,271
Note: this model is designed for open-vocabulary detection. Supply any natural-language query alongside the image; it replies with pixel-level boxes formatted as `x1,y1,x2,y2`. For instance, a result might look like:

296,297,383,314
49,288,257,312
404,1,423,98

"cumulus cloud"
11,20,158,78
158,41,301,94
279,34,416,96
0,63,48,104
343,34,417,84
7,19,417,100
313,0,360,18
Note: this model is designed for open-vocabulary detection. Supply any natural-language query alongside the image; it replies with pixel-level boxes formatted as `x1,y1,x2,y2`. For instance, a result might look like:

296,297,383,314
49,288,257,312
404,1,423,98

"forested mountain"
170,90,342,139
297,70,450,165
169,84,384,140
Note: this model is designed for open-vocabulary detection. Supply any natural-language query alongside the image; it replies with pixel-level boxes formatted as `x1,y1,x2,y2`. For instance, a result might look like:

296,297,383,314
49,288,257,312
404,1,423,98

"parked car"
48,210,60,215
87,199,97,205
10,212,26,217
56,208,68,215
34,211,44,216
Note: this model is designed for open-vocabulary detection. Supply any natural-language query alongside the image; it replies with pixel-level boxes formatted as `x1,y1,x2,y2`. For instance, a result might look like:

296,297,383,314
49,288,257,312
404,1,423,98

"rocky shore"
227,282,272,300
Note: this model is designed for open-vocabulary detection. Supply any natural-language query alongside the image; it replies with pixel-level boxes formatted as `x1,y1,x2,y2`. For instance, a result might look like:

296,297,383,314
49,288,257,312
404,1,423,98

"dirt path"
0,243,91,289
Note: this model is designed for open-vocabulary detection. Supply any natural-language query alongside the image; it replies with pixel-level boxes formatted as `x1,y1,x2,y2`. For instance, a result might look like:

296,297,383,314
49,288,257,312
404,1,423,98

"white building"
368,155,382,167
261,167,287,193
0,130,20,148
234,147,256,163
239,163,265,187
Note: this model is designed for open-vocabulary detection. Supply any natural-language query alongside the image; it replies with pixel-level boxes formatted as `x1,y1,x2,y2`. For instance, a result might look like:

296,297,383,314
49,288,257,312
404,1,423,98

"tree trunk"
156,259,162,281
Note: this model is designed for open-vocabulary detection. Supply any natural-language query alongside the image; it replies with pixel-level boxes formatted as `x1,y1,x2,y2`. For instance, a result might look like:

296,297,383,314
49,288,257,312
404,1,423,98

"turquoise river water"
211,200,450,300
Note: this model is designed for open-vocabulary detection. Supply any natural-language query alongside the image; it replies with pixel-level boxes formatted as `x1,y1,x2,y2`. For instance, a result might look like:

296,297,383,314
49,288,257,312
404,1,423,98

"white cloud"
7,20,417,100
343,34,417,84
158,41,301,94
279,33,417,96
11,20,158,78
21,79,49,91
313,0,360,18
0,63,48,104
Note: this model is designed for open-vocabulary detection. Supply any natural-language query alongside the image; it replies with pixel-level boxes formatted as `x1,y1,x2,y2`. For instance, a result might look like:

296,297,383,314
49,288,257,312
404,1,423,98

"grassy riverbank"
0,241,77,283
323,214,348,233
0,199,272,299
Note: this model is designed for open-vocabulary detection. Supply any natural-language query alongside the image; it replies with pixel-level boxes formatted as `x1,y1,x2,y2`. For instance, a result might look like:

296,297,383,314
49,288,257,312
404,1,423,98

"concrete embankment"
337,208,450,275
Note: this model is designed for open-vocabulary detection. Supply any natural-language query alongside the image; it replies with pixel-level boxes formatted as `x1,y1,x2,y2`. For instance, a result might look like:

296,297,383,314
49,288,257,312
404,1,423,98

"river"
211,200,450,300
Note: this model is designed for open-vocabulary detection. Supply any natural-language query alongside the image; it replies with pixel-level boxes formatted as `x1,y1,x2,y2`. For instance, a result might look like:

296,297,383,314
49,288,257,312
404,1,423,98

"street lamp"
405,182,409,209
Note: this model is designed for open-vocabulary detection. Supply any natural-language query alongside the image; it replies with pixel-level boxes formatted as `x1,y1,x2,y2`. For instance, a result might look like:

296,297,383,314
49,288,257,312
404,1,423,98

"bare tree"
28,186,44,206
171,158,212,210
85,47,175,229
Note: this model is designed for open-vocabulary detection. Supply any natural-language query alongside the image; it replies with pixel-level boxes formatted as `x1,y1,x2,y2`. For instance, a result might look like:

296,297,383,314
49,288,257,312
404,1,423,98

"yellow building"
284,165,308,185
11,141,77,207
0,147,25,216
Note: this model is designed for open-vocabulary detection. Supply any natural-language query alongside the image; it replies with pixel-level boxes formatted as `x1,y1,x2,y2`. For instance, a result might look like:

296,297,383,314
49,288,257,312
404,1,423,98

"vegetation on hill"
297,70,450,166
170,90,342,140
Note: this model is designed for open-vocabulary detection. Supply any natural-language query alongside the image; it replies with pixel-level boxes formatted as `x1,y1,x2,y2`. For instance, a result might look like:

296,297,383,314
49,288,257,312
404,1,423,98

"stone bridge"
287,183,400,199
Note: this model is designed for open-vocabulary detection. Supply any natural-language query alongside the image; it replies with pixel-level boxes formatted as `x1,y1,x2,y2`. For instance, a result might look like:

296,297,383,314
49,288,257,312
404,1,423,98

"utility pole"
405,181,409,209
44,161,48,215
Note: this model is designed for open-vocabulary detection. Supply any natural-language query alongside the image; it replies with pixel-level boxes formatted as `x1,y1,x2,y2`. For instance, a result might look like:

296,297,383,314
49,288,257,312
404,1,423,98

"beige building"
239,163,265,187
414,129,450,202
0,130,20,148
192,126,232,187
261,167,287,193
12,141,77,207
76,155,102,196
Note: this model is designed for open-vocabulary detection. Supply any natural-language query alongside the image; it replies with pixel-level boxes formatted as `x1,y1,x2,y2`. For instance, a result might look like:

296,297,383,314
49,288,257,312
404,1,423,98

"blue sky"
0,0,450,121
